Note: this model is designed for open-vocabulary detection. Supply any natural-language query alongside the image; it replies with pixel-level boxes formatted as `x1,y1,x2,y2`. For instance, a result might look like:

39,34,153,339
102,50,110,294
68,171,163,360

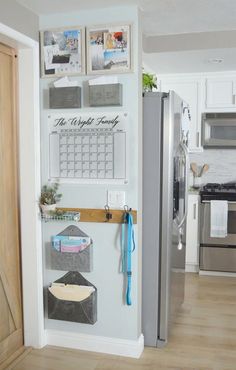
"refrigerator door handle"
175,141,189,230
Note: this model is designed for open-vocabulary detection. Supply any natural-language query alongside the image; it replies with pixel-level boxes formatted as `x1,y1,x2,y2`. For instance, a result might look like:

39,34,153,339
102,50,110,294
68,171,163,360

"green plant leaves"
143,72,157,92
40,182,62,205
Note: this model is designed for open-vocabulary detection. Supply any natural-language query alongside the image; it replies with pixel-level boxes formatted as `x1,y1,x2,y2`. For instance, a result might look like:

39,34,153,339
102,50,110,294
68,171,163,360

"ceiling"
143,48,236,74
15,0,236,73
16,0,236,37
141,0,236,37
16,0,139,16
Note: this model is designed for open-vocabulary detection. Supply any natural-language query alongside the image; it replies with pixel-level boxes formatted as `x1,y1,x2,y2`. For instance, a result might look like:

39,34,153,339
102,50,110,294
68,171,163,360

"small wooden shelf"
56,207,137,224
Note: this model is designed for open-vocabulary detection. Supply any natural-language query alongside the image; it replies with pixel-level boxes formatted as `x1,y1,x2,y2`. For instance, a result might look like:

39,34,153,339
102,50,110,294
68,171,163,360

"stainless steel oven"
202,112,236,148
200,185,236,272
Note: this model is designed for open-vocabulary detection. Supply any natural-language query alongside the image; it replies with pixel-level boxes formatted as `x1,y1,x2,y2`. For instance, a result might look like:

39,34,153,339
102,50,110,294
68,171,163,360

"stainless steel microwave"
202,112,236,148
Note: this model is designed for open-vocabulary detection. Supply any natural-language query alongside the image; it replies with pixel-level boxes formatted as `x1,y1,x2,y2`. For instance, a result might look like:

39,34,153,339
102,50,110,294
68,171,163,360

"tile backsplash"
190,149,236,185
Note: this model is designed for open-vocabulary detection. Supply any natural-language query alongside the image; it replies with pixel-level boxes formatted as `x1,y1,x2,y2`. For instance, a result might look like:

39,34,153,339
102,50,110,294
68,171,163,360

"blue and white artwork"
41,27,85,77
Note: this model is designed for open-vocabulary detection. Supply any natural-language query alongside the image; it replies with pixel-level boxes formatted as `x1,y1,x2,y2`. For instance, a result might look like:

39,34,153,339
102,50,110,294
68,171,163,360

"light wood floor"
7,273,236,370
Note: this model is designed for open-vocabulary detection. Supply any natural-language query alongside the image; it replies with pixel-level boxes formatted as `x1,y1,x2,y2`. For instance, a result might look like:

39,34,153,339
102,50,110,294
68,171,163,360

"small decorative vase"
40,203,57,215
193,176,202,189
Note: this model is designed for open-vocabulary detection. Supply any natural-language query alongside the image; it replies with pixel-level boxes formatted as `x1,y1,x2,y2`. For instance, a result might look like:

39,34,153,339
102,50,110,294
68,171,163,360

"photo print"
87,24,132,74
40,27,85,77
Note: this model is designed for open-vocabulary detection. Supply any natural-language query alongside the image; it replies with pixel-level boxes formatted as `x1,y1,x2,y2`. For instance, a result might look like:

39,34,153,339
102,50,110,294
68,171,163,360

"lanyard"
121,211,135,305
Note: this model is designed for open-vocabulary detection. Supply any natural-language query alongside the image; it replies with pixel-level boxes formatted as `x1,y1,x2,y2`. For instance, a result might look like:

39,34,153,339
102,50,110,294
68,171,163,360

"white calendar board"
48,112,128,183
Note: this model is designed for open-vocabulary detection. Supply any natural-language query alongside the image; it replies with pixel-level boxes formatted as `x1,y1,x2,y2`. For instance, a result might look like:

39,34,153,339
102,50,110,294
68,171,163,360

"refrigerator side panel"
142,93,163,347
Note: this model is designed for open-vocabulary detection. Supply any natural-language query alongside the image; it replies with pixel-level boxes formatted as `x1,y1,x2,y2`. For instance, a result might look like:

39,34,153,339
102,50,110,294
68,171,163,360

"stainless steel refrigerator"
142,91,189,347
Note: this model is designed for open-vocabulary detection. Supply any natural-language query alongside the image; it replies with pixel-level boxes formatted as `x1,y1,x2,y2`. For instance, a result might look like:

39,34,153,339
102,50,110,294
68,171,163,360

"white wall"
18,46,44,348
0,0,39,41
40,6,142,343
0,17,44,348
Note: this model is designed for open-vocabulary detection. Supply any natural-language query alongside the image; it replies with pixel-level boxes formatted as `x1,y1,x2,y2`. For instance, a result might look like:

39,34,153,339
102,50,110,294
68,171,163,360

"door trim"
0,23,44,348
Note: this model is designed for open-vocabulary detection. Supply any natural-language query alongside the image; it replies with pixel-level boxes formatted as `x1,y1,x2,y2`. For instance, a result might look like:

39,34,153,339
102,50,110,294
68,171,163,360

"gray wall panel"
0,0,39,41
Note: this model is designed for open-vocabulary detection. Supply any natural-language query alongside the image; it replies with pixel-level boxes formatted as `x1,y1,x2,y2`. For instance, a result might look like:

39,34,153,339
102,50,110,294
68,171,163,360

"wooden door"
0,43,23,366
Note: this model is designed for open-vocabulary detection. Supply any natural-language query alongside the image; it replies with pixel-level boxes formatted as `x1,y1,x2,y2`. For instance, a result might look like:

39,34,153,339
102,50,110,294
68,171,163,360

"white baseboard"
199,270,236,277
185,264,199,273
46,329,144,359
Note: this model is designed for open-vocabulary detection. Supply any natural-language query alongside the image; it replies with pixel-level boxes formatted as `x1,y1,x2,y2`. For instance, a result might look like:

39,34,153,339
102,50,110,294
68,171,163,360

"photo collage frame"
40,24,132,77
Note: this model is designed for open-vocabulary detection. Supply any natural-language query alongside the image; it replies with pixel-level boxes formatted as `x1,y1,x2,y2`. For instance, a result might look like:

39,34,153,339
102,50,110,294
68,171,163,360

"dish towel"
210,200,228,238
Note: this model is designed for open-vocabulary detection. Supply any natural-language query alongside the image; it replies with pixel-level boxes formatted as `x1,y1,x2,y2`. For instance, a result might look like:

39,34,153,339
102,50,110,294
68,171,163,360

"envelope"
48,271,97,325
51,225,93,272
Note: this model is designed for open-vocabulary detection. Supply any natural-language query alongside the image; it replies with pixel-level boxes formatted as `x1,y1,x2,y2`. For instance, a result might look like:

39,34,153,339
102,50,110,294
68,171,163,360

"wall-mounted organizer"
89,83,123,106
41,211,80,222
49,86,82,109
56,207,137,224
51,225,93,272
48,271,97,324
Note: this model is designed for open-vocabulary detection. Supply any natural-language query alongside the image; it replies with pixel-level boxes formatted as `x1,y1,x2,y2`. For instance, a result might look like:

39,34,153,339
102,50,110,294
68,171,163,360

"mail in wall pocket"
48,271,97,324
51,225,93,272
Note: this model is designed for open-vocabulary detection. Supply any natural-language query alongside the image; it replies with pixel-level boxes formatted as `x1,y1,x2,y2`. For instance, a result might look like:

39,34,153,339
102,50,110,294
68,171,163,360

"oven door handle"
202,200,236,203
176,141,189,229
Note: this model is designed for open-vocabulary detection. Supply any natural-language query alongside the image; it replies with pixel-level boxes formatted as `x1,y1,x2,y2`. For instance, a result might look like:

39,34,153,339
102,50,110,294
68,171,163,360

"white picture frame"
40,26,85,78
86,23,132,75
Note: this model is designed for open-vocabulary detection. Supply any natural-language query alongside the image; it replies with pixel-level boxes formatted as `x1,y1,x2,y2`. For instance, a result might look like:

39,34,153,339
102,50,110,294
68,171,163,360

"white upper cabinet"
159,78,202,152
205,77,236,110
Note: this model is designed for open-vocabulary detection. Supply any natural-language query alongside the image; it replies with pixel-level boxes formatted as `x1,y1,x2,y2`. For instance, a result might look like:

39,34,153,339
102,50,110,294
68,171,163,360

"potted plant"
142,72,157,92
39,182,62,214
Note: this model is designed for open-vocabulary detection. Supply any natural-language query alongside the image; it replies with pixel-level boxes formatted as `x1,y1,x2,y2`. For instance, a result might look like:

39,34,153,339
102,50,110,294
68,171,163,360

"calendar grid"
59,129,114,179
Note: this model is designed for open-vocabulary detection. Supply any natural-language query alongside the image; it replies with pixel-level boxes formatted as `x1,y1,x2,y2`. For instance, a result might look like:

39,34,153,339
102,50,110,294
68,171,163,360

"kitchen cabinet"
186,194,200,272
160,78,202,152
205,76,236,110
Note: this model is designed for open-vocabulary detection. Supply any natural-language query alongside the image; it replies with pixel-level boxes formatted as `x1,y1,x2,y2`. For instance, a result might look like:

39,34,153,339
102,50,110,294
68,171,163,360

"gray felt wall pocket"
89,84,122,106
48,271,97,324
49,86,81,109
51,225,93,272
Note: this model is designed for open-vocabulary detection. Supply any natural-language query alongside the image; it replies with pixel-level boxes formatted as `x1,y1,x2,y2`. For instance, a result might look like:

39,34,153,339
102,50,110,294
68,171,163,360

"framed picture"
40,26,85,77
86,24,132,74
